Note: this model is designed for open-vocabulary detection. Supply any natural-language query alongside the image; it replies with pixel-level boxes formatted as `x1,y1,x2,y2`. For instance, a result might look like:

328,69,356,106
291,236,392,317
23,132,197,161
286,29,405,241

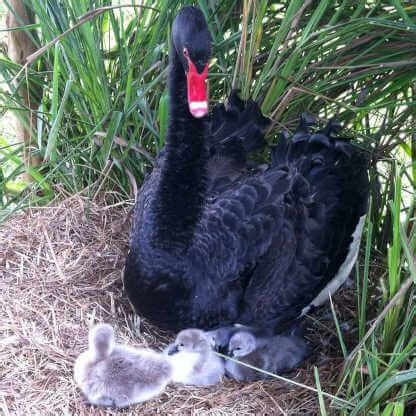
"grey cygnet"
225,331,309,382
74,324,172,408
167,328,224,386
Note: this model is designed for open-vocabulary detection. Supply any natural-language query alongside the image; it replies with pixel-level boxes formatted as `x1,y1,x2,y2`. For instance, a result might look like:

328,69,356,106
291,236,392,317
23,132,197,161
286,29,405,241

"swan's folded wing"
189,124,369,328
189,168,291,281
240,135,369,328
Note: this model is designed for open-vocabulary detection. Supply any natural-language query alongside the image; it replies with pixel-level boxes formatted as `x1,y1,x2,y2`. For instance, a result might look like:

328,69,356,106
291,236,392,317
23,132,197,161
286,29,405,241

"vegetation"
1,0,415,414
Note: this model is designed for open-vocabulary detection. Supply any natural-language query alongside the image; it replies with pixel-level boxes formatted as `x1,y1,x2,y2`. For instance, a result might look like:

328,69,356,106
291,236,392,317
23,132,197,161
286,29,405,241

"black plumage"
123,6,369,331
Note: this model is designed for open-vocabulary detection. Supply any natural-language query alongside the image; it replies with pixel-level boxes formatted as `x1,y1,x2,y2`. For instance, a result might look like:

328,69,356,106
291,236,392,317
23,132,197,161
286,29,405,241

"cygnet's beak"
167,344,179,355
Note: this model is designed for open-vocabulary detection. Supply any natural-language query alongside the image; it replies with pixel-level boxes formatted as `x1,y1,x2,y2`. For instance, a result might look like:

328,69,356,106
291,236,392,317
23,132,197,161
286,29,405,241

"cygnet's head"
89,323,115,361
228,331,257,357
206,326,234,352
168,329,210,355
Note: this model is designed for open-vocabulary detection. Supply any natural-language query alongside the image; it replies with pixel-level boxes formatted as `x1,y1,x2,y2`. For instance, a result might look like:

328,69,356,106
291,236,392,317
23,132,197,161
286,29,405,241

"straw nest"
0,196,359,415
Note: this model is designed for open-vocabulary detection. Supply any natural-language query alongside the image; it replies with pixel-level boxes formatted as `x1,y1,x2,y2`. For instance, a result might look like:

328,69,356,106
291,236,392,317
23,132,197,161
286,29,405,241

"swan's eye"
183,48,189,58
179,343,184,347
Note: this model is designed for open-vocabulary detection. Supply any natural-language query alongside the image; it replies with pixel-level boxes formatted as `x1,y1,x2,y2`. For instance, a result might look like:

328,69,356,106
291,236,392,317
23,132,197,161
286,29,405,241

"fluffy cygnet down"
225,331,309,382
74,324,172,408
166,329,224,386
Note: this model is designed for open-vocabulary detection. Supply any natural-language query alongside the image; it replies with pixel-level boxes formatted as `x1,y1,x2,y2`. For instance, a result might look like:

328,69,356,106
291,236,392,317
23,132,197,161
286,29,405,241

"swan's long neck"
152,45,208,250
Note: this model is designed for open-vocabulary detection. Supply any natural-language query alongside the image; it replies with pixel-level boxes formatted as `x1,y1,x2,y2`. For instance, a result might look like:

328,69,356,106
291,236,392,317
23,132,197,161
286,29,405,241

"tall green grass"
1,1,415,413
336,163,416,415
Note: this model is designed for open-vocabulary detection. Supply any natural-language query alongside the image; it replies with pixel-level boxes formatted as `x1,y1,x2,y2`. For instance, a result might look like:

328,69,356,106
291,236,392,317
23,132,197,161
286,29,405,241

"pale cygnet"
225,331,309,382
74,324,172,408
167,329,224,386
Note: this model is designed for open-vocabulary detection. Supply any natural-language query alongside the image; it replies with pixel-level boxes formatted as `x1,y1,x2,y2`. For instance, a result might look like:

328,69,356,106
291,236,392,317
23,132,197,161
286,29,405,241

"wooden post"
6,0,41,180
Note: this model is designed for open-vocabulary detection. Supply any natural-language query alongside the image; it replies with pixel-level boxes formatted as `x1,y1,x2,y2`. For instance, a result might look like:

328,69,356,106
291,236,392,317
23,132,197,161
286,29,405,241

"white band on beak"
189,101,208,118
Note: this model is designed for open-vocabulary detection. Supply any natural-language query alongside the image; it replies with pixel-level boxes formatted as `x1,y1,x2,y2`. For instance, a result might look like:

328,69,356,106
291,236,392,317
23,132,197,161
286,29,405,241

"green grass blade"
44,79,73,162
314,366,328,416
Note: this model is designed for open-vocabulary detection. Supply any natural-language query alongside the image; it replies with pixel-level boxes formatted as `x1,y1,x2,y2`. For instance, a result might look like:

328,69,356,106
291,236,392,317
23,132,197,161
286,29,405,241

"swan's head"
228,331,257,357
168,328,211,355
172,6,211,118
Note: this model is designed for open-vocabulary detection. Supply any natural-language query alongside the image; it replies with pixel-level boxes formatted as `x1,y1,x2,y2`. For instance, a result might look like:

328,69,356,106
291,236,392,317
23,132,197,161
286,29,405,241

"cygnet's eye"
235,347,241,350
179,343,184,347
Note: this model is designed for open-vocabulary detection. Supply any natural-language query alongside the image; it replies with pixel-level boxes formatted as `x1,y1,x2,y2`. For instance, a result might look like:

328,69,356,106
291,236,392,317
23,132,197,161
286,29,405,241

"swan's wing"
190,121,369,328
189,167,292,280
240,128,369,328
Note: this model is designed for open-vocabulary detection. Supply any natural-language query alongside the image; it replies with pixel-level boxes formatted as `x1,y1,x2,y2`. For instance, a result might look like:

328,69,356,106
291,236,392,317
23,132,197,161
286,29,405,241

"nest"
0,196,358,415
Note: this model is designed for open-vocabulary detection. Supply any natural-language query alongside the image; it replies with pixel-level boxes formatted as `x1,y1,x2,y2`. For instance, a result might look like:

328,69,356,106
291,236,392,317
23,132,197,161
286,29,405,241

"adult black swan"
124,6,369,331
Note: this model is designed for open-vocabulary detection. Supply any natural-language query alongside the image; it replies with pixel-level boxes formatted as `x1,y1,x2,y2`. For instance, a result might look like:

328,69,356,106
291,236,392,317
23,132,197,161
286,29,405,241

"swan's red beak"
186,59,208,118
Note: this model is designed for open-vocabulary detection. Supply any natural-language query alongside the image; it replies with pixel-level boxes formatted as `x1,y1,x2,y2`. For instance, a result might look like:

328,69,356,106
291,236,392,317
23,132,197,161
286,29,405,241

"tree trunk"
6,0,41,181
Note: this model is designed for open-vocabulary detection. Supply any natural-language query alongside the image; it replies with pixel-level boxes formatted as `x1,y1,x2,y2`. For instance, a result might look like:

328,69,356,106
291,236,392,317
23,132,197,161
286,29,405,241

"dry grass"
0,196,361,415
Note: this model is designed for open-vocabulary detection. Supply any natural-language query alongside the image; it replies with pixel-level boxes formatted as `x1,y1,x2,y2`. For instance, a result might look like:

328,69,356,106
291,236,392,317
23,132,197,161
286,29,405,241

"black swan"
124,6,369,331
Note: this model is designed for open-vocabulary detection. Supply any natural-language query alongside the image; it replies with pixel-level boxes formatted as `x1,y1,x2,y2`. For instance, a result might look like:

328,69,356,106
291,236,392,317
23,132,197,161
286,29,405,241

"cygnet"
167,328,224,386
74,324,172,408
225,330,309,382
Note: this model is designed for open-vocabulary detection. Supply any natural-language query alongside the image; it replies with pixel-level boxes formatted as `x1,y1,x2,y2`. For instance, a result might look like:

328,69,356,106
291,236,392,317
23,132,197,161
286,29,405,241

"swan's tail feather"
271,115,368,185
209,90,270,162
89,324,115,361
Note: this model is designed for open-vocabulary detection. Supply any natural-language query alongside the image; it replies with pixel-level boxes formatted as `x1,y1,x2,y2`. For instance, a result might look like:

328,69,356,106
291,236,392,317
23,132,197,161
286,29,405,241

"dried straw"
0,196,358,415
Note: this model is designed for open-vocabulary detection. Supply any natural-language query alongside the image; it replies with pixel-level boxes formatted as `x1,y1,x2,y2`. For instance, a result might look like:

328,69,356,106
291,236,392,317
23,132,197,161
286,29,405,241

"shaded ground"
0,196,364,415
